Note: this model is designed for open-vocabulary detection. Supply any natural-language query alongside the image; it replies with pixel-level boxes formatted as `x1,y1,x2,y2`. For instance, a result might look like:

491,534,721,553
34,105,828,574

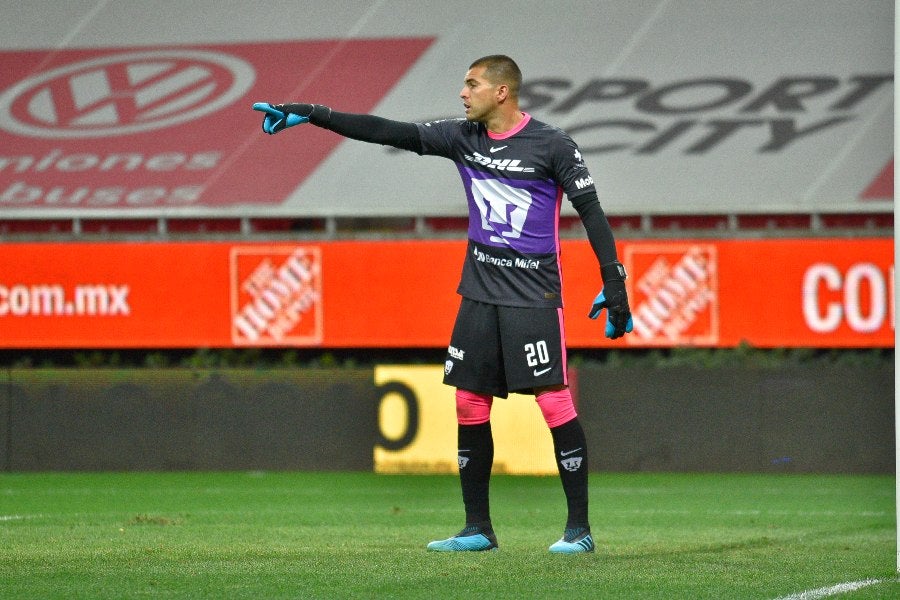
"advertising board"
1,238,891,348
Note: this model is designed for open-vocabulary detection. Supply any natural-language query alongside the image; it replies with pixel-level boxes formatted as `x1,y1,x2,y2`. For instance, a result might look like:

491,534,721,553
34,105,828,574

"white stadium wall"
0,0,892,219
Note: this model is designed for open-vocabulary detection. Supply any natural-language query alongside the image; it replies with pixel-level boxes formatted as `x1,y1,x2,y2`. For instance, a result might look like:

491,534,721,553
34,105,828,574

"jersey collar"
487,112,531,140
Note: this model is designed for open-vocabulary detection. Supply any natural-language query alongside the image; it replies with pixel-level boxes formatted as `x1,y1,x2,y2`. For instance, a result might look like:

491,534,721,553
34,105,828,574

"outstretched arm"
254,102,422,153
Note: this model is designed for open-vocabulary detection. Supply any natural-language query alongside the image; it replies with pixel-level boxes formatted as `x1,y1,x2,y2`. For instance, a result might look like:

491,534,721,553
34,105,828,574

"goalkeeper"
254,55,632,554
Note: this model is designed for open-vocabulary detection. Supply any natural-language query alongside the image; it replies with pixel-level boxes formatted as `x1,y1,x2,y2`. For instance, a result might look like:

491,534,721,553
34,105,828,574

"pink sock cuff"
456,389,493,425
535,388,578,428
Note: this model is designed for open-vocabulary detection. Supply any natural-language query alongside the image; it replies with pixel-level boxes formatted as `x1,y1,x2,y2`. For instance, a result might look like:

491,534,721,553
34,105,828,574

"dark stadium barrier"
0,369,377,471
0,365,892,473
576,366,894,474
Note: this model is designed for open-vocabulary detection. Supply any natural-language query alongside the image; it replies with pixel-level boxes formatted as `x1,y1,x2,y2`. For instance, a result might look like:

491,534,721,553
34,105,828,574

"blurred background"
0,1,892,474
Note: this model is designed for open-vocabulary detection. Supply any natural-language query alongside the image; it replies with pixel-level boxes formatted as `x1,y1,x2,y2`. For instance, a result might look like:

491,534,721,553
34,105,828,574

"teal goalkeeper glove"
588,261,633,339
252,102,309,134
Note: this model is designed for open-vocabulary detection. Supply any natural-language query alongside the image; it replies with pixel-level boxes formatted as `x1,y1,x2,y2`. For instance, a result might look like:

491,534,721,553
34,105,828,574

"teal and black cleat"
427,524,498,552
549,527,595,554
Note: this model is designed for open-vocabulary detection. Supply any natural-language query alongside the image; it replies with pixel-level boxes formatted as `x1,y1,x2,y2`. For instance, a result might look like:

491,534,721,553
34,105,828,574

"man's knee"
456,389,493,425
535,388,577,428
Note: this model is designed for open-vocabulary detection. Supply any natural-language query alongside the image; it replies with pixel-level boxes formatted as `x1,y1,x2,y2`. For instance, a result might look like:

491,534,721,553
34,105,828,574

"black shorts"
442,297,568,398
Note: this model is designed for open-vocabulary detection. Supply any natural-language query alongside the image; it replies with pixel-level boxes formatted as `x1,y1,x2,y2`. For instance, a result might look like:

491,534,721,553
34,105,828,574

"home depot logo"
625,244,719,345
0,50,254,138
230,246,323,346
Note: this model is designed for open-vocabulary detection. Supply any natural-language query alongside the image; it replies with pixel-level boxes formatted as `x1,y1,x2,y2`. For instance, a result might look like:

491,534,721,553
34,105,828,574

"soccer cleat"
549,527,595,554
426,523,498,552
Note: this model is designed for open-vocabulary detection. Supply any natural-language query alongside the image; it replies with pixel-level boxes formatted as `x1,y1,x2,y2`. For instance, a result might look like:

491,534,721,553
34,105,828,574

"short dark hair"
469,55,522,98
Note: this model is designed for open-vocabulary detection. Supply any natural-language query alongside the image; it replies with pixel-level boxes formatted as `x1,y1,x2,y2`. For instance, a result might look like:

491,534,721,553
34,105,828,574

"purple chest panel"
457,164,562,255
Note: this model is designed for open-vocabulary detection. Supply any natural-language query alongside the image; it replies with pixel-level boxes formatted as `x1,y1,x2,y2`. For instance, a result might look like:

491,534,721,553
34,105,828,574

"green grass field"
0,472,896,599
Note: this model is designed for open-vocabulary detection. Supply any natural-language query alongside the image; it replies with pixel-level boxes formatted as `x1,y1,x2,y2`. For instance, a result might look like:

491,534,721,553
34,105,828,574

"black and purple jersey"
415,113,596,308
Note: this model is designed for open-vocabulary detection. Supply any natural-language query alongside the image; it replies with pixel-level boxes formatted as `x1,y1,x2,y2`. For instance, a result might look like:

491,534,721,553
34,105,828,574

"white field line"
611,508,888,518
772,579,886,600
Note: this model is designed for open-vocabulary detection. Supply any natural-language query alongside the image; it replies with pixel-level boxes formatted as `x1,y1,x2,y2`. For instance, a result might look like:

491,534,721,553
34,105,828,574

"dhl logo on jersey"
463,151,535,172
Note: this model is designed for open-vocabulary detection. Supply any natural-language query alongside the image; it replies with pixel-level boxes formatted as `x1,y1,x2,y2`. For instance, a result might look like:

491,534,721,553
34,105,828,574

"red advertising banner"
0,39,432,213
0,239,892,349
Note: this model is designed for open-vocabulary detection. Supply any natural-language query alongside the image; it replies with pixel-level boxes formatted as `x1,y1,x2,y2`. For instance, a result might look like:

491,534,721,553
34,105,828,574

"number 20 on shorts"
524,340,550,367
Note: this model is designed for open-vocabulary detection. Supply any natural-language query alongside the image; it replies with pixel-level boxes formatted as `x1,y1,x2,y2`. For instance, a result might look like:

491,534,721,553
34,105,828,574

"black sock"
457,422,494,526
550,418,589,529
